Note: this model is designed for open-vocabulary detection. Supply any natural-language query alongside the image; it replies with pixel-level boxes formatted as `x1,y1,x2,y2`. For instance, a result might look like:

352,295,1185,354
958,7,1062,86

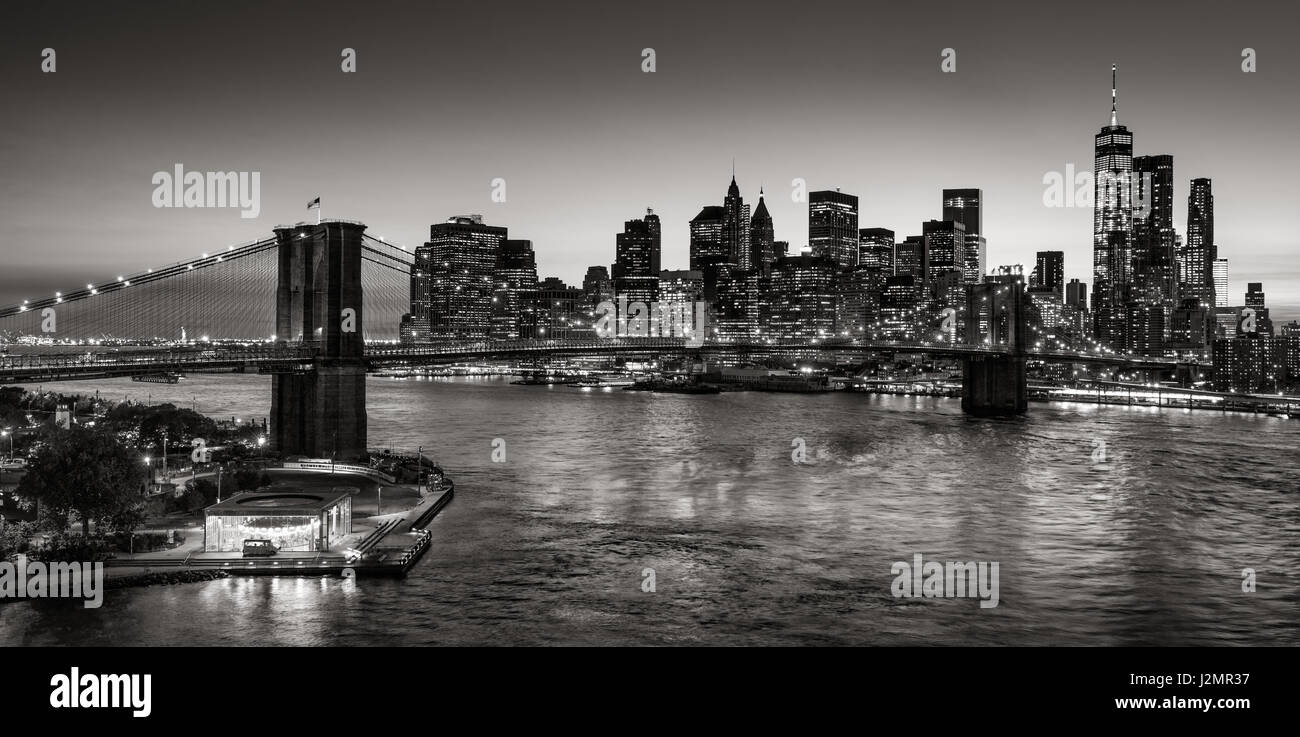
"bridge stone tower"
270,220,368,460
961,280,1028,416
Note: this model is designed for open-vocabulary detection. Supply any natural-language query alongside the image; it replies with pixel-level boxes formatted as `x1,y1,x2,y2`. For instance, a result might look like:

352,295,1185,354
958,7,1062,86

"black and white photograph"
0,0,1295,717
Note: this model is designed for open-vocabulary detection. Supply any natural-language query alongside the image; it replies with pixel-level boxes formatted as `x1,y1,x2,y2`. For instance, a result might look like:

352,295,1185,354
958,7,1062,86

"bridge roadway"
0,338,1181,383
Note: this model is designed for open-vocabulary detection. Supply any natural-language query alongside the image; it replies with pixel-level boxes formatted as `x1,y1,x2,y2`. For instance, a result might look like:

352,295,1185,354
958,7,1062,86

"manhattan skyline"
2,0,1297,321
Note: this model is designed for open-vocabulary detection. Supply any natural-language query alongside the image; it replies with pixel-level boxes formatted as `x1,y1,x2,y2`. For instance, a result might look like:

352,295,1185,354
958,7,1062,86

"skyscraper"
409,247,433,342
808,189,859,269
582,265,612,307
1130,154,1177,304
922,220,966,274
748,189,775,273
714,265,759,342
1184,178,1215,307
835,267,883,339
762,253,838,340
491,239,538,340
858,228,895,272
1064,278,1091,347
1092,65,1134,348
895,235,928,284
942,188,985,284
1034,251,1065,294
721,174,751,270
689,204,726,304
689,206,726,270
419,214,506,340
1213,258,1228,307
613,209,662,304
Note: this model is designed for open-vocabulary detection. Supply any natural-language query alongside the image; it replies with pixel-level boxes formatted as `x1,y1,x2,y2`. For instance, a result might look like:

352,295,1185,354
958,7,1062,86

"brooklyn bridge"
0,220,1184,458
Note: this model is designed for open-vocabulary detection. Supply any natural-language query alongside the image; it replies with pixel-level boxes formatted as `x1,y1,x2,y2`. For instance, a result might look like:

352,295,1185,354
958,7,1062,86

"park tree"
0,520,35,557
172,478,219,516
16,425,147,536
102,402,217,449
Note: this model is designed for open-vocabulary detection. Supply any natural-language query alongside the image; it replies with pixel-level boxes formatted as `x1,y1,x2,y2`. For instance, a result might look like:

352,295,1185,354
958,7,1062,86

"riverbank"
104,569,229,589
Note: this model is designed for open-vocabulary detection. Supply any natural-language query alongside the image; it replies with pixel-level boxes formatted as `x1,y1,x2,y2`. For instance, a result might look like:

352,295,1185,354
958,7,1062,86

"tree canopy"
16,425,147,535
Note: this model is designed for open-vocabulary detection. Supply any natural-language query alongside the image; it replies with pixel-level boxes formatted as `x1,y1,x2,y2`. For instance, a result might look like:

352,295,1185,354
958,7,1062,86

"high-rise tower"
809,189,859,269
491,239,538,340
1092,65,1135,348
1131,154,1177,304
721,172,751,270
1185,178,1215,307
942,188,985,284
420,215,506,341
613,209,662,304
748,188,775,273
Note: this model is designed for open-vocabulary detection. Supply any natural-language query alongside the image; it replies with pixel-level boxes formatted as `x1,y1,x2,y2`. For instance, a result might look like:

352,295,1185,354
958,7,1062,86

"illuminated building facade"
942,188,985,284
203,490,352,553
658,270,704,304
748,190,775,273
1184,178,1216,307
1213,258,1229,307
880,274,922,341
419,215,506,341
1092,66,1134,349
808,189,859,269
613,210,662,305
1212,336,1287,394
535,277,587,339
858,228,895,271
762,254,837,340
491,239,538,340
922,220,966,274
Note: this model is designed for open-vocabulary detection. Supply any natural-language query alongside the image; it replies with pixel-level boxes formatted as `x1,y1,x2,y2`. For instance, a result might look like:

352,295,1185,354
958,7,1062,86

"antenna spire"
1110,64,1118,126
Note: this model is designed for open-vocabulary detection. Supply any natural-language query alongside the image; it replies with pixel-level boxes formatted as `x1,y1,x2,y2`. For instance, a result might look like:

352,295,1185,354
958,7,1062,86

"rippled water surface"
2,374,1297,645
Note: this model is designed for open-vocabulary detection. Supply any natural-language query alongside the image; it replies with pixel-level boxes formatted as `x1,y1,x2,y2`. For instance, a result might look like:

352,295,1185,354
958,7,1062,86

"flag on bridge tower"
308,196,321,224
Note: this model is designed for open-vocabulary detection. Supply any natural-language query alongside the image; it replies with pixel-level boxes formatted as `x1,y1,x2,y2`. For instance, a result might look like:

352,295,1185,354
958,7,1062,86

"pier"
104,479,454,579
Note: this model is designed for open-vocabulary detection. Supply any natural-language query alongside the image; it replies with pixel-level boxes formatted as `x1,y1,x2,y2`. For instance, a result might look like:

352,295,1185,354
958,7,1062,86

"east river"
2,374,1297,645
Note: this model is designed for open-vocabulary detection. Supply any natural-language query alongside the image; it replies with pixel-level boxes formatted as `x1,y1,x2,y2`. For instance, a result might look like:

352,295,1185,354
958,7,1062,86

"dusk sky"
2,0,1297,319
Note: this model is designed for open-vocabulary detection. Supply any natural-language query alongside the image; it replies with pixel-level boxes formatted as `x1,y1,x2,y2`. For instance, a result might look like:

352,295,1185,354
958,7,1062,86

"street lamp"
1,428,12,459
